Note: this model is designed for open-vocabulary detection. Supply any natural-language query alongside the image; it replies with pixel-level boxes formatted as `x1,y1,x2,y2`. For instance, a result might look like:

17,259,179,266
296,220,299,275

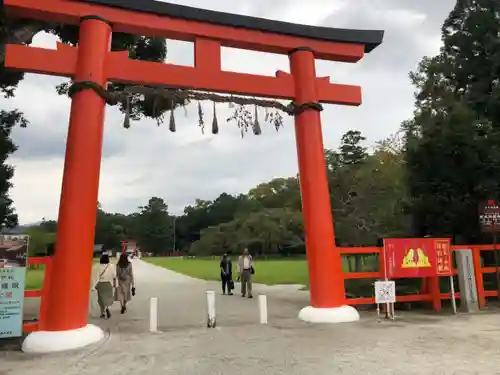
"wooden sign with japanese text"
384,238,452,279
478,200,500,233
434,239,453,276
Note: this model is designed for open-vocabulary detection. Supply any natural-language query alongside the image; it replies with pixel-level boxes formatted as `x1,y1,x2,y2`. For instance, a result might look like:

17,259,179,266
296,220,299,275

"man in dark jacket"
220,253,233,295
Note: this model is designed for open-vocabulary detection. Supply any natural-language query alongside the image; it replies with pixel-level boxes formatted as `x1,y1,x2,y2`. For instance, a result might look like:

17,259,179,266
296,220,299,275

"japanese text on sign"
0,234,29,339
478,200,500,233
435,240,452,276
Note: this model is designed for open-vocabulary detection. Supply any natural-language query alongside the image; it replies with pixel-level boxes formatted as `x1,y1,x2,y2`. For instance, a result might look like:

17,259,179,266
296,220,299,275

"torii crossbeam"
3,0,383,353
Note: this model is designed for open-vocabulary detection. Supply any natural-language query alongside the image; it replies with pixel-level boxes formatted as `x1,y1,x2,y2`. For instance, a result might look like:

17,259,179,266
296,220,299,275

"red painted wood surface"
23,256,51,333
4,0,366,62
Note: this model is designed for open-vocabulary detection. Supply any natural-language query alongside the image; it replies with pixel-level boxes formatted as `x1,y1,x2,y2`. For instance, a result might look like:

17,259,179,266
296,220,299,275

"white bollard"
206,290,216,328
258,294,268,324
149,297,158,333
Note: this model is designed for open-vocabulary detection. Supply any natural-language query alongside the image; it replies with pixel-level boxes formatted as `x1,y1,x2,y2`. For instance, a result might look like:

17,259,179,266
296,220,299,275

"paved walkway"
2,259,500,374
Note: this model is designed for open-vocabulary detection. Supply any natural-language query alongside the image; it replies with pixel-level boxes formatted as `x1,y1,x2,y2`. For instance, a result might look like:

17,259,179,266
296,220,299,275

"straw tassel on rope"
198,101,205,134
65,81,297,135
253,105,262,135
212,102,219,134
123,96,131,129
169,101,176,132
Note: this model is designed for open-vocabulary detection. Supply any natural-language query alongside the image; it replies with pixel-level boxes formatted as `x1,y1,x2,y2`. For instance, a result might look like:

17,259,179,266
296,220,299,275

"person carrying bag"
93,253,116,319
237,248,254,298
115,253,135,314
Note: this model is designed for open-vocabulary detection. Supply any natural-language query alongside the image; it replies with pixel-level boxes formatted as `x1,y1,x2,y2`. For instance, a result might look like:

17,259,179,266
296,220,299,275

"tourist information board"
0,235,29,338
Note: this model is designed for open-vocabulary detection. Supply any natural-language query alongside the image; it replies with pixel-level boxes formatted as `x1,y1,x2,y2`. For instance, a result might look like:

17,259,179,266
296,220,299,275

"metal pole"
494,232,500,301
382,246,390,319
206,290,216,328
172,216,176,254
449,275,457,315
149,297,159,333
258,294,268,324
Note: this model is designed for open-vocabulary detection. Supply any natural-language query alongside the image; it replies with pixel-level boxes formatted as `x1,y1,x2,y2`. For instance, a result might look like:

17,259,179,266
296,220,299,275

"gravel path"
2,259,500,375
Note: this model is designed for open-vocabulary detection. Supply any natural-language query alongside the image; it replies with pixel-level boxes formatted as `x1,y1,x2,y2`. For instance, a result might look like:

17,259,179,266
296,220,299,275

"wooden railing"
340,245,494,311
23,256,52,332
19,245,498,333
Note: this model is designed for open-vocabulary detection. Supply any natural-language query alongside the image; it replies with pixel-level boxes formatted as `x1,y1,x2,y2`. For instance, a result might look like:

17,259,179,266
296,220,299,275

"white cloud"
1,0,455,224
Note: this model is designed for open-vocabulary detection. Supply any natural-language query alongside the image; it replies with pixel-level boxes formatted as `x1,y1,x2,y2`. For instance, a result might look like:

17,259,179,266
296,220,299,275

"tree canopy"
404,0,500,243
21,129,411,257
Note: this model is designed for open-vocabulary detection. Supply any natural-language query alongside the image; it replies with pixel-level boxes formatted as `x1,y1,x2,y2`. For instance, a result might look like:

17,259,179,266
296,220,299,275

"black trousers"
221,274,233,293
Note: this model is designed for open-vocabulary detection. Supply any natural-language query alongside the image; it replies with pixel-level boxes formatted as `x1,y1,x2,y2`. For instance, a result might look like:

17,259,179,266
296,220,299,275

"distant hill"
3,222,42,234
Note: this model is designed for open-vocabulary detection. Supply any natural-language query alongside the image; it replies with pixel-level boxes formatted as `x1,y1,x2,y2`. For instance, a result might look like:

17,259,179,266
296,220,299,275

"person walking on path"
237,248,254,298
220,253,233,295
93,253,116,319
116,253,135,314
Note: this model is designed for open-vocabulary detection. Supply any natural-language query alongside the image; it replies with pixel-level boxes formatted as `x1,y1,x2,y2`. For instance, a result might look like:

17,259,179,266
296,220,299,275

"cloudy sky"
2,0,455,224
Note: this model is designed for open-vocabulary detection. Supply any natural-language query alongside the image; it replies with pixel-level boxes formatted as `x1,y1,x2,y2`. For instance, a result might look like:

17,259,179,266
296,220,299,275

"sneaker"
228,292,233,295
120,306,126,314
248,295,253,299
106,308,111,319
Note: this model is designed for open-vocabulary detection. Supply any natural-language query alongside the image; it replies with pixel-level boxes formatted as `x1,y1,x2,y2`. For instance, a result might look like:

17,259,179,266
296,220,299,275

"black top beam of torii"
80,0,384,52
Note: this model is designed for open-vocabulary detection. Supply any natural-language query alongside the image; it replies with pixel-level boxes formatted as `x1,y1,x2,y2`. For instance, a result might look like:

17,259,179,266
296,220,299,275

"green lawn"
26,267,45,290
24,258,100,291
145,257,312,285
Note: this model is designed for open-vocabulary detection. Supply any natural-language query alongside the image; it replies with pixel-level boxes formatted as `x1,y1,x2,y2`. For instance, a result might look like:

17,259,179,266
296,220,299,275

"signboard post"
434,239,456,314
0,235,29,339
374,280,396,320
478,200,500,300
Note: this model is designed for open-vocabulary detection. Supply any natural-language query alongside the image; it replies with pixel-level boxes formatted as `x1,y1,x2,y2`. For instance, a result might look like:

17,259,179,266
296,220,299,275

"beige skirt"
115,280,132,302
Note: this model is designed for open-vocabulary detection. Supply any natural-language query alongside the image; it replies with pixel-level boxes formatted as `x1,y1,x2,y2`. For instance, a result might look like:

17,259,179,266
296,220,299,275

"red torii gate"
4,0,383,352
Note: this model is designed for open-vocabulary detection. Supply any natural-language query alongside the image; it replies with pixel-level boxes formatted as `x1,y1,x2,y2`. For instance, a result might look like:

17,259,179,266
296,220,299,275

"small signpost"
374,280,396,319
0,234,29,339
478,200,500,300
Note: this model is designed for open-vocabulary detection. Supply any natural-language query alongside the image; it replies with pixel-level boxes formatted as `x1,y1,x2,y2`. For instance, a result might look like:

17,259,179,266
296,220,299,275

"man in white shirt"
237,248,254,298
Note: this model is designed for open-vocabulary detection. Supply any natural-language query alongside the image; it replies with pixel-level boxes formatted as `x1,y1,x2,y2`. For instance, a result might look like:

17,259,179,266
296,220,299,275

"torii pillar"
22,16,111,352
289,47,358,322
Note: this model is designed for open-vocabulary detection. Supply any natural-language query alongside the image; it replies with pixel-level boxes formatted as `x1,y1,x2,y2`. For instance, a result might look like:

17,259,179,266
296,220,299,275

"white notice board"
374,280,396,304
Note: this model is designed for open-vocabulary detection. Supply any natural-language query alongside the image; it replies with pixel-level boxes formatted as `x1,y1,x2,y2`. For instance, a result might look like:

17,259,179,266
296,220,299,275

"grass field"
24,258,100,291
26,267,45,290
145,257,313,285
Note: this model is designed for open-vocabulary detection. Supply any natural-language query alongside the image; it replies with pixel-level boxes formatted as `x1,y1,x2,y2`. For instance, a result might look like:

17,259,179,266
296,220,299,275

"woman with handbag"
116,253,135,314
94,253,116,319
220,253,234,295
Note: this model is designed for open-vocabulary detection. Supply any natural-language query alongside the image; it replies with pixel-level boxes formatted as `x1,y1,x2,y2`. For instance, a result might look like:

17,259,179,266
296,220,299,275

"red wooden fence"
340,245,493,311
22,256,52,332
19,245,499,333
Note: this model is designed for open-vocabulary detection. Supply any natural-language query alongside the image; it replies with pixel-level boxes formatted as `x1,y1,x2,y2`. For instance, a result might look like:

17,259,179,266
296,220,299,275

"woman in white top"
94,253,116,319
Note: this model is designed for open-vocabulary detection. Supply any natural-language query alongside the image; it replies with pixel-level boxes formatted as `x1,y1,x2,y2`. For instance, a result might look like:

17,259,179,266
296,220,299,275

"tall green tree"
339,130,368,166
248,178,301,210
405,0,500,243
135,197,173,255
0,109,25,229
